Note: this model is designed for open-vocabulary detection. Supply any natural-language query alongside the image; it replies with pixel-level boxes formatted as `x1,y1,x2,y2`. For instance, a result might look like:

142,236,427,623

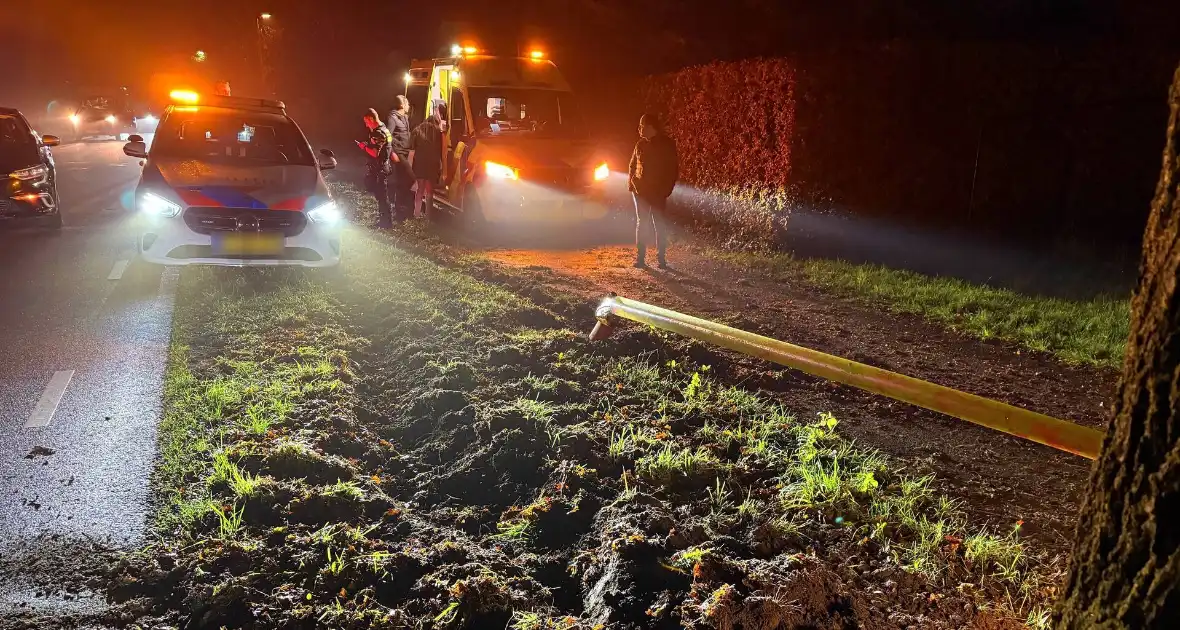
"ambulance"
404,46,612,224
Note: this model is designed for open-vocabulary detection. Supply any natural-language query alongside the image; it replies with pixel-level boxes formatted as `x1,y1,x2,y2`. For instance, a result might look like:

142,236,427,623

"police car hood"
475,136,601,172
148,158,328,210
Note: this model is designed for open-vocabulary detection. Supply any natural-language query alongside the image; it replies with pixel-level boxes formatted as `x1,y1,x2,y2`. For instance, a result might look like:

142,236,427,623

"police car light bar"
170,89,199,104
169,90,285,113
212,95,287,111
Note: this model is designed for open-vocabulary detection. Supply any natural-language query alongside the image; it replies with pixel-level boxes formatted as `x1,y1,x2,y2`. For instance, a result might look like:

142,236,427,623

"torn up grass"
118,191,1059,628
152,268,358,536
718,250,1129,368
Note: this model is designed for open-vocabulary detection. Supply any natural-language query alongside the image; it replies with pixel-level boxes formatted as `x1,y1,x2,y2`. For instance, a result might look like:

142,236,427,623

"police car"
124,90,342,267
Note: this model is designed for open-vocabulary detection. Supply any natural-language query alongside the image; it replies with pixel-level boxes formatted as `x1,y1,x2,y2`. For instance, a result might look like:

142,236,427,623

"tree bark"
1055,63,1180,628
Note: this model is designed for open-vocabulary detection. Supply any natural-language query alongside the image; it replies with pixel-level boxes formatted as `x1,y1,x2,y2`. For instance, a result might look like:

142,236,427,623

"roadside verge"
106,200,1063,627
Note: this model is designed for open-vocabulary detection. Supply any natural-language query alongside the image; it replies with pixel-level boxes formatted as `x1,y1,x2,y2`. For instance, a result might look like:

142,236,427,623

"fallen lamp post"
590,294,1104,460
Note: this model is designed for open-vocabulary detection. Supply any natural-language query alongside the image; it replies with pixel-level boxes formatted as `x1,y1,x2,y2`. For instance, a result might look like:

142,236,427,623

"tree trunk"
1055,63,1180,628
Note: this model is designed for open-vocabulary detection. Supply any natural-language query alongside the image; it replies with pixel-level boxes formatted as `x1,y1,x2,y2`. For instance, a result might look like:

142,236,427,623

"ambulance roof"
458,56,571,92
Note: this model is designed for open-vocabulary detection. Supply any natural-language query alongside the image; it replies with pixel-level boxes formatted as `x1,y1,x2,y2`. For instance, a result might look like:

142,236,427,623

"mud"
87,221,1069,628
468,244,1109,555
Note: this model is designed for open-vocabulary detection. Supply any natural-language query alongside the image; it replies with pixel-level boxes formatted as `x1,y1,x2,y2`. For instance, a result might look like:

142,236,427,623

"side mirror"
124,140,148,159
42,134,60,147
317,149,337,171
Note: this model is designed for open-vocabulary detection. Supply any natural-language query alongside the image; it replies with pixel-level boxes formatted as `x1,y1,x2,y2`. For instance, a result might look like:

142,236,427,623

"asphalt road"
0,137,174,613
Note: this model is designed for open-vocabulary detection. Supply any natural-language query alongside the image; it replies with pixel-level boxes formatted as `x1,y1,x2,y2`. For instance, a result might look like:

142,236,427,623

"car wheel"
42,187,63,230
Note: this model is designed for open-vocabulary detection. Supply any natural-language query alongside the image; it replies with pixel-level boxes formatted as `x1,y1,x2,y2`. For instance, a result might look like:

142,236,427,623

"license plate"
212,232,285,256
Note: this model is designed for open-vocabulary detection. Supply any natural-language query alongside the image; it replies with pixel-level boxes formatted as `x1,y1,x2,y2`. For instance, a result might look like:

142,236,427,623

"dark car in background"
1,107,62,229
70,94,136,142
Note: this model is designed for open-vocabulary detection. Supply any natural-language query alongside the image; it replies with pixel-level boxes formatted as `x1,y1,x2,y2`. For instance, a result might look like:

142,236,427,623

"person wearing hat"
627,113,679,269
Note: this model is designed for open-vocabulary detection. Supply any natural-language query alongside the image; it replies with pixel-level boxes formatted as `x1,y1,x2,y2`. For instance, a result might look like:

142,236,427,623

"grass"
509,611,582,629
324,547,346,576
608,425,636,459
512,397,558,426
490,518,532,541
210,451,263,498
323,480,364,502
770,409,1037,588
601,356,1049,613
153,269,353,535
635,444,719,481
965,525,1028,582
213,501,245,540
136,186,1060,626
434,602,460,624
607,355,668,400
718,250,1130,368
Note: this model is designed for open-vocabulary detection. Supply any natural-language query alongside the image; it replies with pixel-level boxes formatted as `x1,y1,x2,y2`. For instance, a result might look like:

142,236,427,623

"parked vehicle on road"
1,107,62,229
124,90,342,267
405,46,611,225
70,94,137,141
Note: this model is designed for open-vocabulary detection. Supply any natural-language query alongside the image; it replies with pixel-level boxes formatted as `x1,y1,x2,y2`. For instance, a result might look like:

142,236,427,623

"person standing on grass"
386,95,414,222
628,113,679,269
409,113,444,219
357,108,393,229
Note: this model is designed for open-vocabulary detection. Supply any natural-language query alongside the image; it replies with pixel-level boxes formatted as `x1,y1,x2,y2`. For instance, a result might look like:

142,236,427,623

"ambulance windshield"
469,88,586,139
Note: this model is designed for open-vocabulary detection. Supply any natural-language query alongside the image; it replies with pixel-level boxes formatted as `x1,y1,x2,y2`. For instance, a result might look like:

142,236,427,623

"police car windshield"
470,88,586,139
152,108,314,167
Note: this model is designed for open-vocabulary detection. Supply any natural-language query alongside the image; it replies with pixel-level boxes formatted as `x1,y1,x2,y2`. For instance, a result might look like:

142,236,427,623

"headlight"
593,162,609,182
10,165,49,181
306,200,342,224
485,161,519,180
139,191,181,217
69,114,80,125
105,115,117,124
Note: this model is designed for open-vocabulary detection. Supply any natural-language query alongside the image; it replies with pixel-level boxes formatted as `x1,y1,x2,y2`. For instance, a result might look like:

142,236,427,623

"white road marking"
107,260,130,280
25,371,75,428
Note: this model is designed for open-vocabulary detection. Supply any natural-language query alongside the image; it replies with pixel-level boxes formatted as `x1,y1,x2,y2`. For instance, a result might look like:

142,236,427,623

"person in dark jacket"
386,95,414,222
627,113,679,268
357,108,393,228
409,113,444,219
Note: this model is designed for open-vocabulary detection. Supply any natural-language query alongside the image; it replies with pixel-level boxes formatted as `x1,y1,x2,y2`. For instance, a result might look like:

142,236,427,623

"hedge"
642,59,799,250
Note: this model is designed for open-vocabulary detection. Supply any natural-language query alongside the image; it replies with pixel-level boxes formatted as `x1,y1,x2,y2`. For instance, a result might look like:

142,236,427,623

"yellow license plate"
212,232,285,256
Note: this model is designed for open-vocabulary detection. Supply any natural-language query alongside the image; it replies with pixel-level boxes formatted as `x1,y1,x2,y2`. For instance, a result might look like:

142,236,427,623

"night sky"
4,0,1177,110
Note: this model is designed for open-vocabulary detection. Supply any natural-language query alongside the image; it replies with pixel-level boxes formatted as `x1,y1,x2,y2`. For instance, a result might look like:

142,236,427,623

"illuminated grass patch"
720,250,1129,368
128,187,1061,627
